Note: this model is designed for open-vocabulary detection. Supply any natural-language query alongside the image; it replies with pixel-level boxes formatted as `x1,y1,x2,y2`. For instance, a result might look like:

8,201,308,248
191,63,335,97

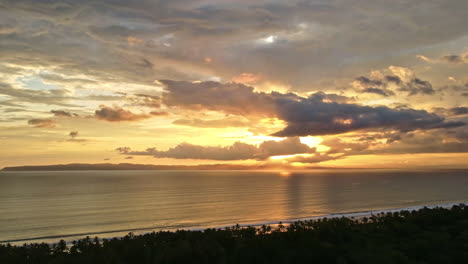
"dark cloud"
51,110,78,117
95,105,159,122
354,74,434,96
160,80,463,137
385,75,402,84
116,137,316,160
441,54,468,64
362,88,394,97
448,107,468,116
136,58,154,69
399,78,434,96
66,130,86,142
355,76,383,87
27,119,56,128
69,131,78,138
274,97,465,136
363,132,402,144
160,80,281,117
433,107,468,117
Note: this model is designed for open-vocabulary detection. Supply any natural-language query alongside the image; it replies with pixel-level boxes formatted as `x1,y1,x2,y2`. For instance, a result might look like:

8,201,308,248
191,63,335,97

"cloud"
126,94,162,108
66,130,86,142
39,73,97,85
159,80,464,137
438,83,468,97
441,54,468,64
321,137,373,154
149,111,169,116
51,110,78,117
0,81,75,106
95,105,163,122
232,73,262,84
353,67,435,96
69,131,78,138
257,137,316,159
273,97,464,136
362,87,395,97
363,129,468,155
316,123,468,157
27,119,56,128
116,137,316,160
2,0,468,93
117,142,258,160
433,107,468,117
448,107,468,116
417,52,468,64
136,58,154,69
0,80,117,108
159,80,282,117
401,78,434,96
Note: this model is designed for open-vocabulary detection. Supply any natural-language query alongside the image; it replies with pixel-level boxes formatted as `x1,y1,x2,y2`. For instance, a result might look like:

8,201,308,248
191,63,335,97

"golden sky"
0,0,467,168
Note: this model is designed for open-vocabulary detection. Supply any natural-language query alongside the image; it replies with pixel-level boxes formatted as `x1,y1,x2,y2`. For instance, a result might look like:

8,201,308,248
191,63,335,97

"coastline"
2,201,466,245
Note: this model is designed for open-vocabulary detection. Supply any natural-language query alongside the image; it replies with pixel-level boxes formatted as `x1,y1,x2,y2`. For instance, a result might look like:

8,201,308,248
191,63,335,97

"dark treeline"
2,205,468,263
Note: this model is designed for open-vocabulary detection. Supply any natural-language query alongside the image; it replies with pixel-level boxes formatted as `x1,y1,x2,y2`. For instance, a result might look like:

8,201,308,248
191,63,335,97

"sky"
0,0,467,168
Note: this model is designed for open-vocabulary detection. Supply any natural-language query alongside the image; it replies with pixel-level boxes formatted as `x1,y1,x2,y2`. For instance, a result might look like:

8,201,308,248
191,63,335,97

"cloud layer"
95,105,163,122
159,80,465,137
117,137,316,160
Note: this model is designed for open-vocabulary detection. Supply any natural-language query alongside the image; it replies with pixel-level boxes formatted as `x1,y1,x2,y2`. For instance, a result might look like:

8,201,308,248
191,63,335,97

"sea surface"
1,169,467,244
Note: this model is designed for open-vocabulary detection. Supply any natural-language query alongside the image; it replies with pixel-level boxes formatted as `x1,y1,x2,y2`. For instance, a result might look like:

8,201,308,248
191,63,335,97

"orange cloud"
232,73,261,84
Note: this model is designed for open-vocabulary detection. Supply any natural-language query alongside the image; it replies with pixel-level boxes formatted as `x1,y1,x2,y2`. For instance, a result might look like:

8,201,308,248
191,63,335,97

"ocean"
0,169,467,244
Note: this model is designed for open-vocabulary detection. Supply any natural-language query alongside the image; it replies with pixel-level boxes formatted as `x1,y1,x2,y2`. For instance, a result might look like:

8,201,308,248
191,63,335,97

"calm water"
1,169,467,244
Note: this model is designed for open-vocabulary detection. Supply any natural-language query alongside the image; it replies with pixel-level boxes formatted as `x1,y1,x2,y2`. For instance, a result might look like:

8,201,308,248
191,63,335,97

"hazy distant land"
1,163,300,171
3,163,468,172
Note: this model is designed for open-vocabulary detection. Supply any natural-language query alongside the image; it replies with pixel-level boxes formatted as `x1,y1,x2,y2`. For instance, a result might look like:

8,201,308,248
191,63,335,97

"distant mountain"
1,163,286,171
